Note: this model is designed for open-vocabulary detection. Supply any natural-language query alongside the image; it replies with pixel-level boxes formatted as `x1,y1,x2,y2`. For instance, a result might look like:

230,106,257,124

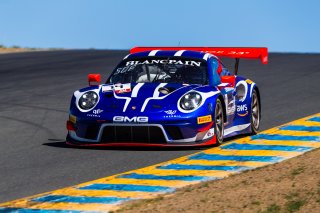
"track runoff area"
1,113,320,212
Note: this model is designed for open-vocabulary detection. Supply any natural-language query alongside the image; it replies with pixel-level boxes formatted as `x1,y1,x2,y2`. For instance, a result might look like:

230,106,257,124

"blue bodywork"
67,50,260,146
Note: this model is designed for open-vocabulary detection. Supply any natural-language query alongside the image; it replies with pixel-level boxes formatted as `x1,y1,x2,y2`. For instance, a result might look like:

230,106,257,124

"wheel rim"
215,101,224,141
251,92,260,130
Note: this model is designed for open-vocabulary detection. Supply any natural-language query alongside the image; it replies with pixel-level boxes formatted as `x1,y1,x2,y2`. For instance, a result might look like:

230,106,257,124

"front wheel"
214,99,224,145
250,90,261,134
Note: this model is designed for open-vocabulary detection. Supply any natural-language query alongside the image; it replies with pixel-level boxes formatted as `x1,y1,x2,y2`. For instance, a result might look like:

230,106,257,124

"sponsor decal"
93,109,103,114
165,110,176,115
237,104,249,117
113,116,148,123
114,66,135,75
69,114,77,124
164,110,180,118
197,115,212,124
125,60,201,67
87,114,101,118
102,83,131,93
211,50,250,55
102,85,114,92
114,84,131,94
86,109,104,118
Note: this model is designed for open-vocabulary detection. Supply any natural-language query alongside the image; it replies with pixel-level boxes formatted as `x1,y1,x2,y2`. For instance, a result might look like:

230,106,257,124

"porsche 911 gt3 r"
66,47,268,147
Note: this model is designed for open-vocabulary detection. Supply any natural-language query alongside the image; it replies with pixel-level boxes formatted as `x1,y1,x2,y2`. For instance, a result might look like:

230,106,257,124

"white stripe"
174,50,185,56
203,53,210,60
123,54,130,59
131,83,144,97
113,93,131,112
218,83,230,87
224,123,250,136
148,50,159,56
152,83,167,98
250,83,256,97
113,83,144,112
140,83,167,112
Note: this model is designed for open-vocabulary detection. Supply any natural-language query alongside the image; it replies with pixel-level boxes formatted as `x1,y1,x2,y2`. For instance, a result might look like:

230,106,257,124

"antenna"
234,58,240,75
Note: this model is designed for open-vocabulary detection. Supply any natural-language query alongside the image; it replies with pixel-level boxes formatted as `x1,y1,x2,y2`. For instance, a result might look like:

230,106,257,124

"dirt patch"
0,47,59,54
117,148,320,213
0,47,36,54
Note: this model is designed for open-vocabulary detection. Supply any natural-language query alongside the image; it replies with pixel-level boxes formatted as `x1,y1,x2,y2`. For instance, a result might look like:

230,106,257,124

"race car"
66,47,268,147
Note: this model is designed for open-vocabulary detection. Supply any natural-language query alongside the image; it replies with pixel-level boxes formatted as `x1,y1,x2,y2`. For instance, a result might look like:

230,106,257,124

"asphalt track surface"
0,50,319,203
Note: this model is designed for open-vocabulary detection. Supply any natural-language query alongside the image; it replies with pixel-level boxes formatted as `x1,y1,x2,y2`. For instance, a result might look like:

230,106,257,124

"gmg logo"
113,116,148,123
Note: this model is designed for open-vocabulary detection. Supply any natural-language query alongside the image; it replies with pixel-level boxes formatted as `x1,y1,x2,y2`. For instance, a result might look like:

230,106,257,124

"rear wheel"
214,99,224,145
251,90,261,134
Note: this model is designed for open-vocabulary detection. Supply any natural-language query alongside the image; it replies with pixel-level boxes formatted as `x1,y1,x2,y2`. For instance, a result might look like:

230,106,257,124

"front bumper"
66,122,216,147
66,134,217,147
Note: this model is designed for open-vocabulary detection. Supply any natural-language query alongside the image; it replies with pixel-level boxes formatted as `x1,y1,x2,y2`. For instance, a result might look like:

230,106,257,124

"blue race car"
66,47,268,147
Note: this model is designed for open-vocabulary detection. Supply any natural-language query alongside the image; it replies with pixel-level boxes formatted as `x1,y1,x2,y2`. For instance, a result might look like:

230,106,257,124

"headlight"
78,91,98,110
180,92,202,110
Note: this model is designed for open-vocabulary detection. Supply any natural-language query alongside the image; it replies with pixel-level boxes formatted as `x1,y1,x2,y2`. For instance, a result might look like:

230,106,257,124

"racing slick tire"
250,90,261,134
214,98,224,145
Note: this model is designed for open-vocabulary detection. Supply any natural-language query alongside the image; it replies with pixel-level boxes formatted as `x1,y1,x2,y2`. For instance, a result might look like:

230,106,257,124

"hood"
95,83,199,113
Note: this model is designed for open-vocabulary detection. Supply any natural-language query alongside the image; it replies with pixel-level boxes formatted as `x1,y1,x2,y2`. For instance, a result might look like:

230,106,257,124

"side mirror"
88,74,101,86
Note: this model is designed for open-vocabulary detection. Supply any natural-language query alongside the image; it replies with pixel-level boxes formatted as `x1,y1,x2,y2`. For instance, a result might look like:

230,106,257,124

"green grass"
201,182,209,188
285,192,299,200
285,200,305,212
290,166,305,176
284,191,305,212
263,203,281,213
184,187,193,192
251,200,261,205
151,196,164,202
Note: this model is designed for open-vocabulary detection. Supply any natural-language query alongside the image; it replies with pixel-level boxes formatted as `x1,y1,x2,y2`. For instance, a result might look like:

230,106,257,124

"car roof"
124,50,216,61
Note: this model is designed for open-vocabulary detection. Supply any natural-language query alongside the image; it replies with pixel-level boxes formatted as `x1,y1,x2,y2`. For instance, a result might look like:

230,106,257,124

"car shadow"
44,134,251,151
44,139,210,151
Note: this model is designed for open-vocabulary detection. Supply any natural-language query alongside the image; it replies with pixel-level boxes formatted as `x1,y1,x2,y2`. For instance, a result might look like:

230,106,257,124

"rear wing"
130,47,268,74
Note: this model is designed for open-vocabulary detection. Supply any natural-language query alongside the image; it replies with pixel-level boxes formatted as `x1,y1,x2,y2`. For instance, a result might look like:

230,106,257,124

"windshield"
107,57,208,85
